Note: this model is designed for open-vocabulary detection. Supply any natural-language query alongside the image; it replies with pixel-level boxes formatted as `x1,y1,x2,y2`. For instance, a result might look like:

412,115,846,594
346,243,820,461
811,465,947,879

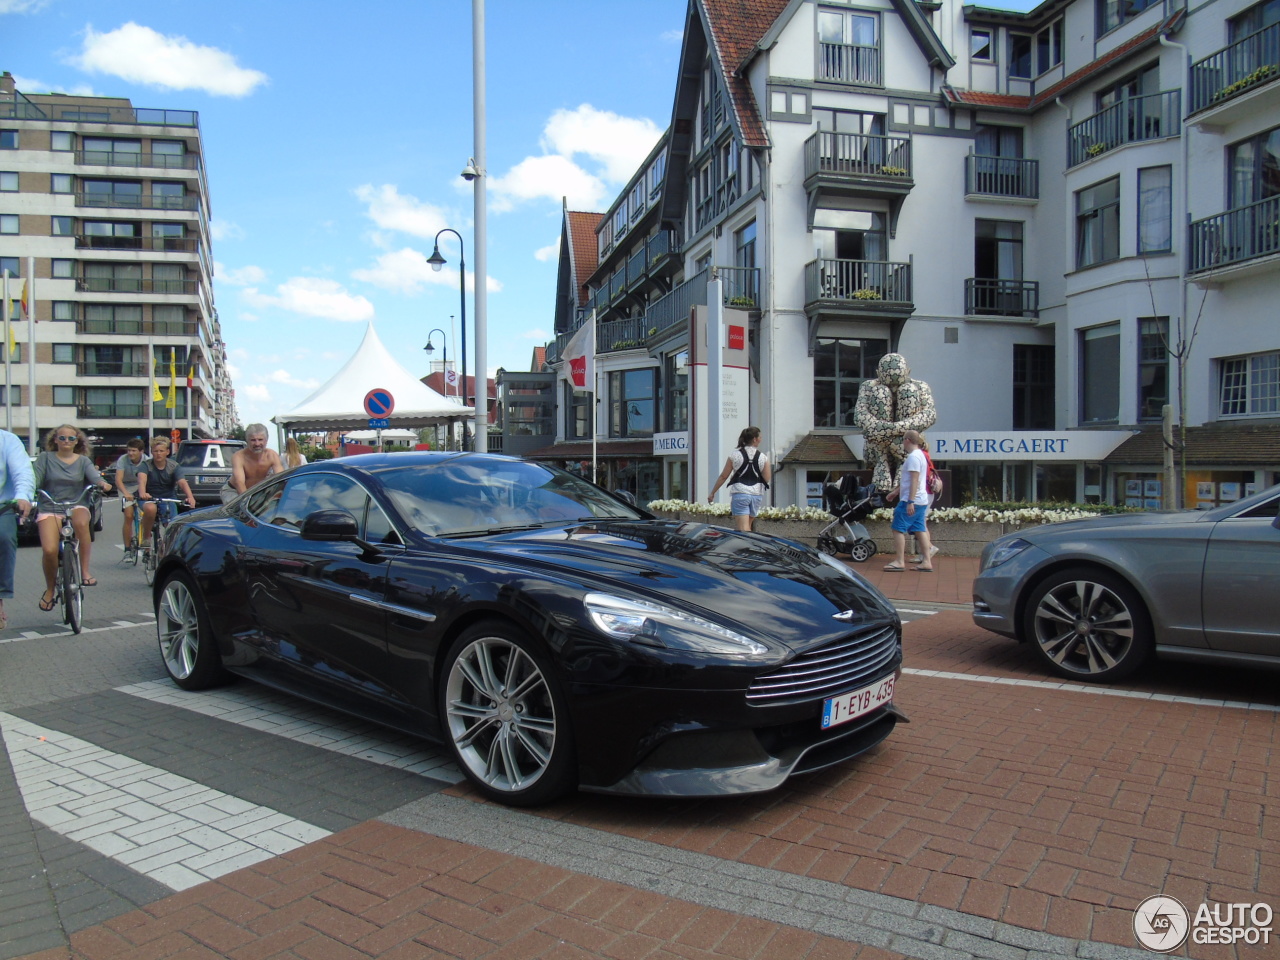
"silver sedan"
972,484,1280,682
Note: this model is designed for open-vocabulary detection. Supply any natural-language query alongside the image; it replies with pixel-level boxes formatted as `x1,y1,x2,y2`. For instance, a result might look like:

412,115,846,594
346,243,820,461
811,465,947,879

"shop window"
609,368,656,438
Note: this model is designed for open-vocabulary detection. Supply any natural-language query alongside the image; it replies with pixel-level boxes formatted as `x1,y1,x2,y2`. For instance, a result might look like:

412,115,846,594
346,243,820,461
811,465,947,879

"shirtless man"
228,423,284,498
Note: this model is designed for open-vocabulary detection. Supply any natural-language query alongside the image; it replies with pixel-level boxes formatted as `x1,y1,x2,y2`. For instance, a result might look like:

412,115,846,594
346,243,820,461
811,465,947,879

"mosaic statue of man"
852,353,937,492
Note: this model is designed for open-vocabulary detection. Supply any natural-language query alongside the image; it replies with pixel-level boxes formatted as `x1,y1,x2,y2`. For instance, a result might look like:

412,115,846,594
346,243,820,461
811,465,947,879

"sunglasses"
56,435,78,442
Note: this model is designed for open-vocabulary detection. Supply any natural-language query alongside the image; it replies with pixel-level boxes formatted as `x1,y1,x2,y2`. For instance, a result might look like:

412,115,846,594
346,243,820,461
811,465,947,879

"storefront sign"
843,430,1135,461
653,432,689,456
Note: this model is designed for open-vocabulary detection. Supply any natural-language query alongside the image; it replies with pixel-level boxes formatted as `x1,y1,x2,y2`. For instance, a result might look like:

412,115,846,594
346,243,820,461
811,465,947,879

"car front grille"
747,624,899,706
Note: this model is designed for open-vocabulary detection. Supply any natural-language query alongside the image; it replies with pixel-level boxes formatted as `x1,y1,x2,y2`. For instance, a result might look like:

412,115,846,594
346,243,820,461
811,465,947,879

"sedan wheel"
1024,567,1152,682
157,572,228,690
442,622,575,806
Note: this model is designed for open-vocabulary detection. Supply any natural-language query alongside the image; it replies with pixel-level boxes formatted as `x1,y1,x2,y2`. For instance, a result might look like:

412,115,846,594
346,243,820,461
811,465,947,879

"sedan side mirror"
301,509,361,541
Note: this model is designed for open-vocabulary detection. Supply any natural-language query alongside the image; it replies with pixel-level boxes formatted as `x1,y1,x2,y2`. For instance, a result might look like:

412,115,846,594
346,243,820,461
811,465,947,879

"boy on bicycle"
113,438,148,561
136,438,196,560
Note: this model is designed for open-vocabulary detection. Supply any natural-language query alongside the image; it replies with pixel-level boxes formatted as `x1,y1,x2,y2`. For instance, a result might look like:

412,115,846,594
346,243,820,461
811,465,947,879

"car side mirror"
301,509,383,560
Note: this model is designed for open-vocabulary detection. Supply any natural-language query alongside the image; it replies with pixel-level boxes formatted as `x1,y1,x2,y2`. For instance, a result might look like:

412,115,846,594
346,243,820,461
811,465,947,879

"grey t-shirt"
34,452,103,504
113,453,149,495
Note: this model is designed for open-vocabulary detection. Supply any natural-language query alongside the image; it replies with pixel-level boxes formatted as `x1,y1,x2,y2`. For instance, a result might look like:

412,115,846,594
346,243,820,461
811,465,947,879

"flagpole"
2,270,11,433
590,315,597,485
26,257,36,455
148,338,155,444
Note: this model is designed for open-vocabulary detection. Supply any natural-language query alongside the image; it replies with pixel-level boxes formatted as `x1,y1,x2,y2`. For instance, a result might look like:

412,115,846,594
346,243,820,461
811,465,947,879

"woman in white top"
284,437,308,469
707,426,771,532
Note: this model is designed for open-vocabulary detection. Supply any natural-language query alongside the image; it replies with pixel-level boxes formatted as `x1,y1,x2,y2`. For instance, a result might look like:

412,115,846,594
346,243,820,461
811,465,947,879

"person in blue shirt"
0,429,35,629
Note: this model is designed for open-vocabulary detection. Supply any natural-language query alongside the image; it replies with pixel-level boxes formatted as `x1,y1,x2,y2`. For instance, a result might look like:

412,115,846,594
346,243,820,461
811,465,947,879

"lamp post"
426,229,469,447
424,326,449,395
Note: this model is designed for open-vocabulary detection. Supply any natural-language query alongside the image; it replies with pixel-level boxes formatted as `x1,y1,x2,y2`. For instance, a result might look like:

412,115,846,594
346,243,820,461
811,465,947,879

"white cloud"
660,28,683,43
533,240,560,262
11,74,99,96
70,22,268,97
243,384,272,402
542,104,663,183
215,263,266,286
353,184,451,239
0,0,51,13
522,328,550,340
210,219,244,242
352,247,502,296
266,369,319,390
242,277,374,322
489,154,606,213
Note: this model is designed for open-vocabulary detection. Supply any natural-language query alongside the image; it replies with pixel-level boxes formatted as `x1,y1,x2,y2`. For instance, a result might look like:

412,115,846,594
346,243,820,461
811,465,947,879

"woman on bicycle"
136,438,196,561
35,425,112,610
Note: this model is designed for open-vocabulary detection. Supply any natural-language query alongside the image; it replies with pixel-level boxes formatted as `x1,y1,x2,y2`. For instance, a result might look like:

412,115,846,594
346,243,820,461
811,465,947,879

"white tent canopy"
273,323,473,433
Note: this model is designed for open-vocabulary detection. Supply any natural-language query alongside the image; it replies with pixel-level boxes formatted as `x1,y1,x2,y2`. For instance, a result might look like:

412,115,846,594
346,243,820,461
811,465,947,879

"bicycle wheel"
143,525,159,585
61,542,83,634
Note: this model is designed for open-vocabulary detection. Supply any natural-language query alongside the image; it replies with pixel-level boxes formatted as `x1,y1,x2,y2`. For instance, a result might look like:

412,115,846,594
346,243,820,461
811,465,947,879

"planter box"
649,511,1038,556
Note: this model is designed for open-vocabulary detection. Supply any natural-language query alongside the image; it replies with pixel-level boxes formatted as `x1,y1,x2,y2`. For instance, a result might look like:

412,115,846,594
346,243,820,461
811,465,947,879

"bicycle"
35,485,100,635
121,494,143,565
141,497,187,586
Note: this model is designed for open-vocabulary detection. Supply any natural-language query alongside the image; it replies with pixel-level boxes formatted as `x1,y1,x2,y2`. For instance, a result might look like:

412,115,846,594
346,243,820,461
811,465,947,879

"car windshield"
376,458,647,537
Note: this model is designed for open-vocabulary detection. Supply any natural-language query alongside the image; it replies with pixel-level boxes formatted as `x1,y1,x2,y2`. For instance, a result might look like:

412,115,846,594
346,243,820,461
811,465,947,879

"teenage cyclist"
136,437,196,561
112,438,148,561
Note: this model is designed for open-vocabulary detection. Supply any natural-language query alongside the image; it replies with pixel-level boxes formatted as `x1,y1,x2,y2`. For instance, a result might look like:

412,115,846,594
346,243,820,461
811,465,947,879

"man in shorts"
112,438,148,560
885,430,935,572
137,438,196,559
224,423,283,502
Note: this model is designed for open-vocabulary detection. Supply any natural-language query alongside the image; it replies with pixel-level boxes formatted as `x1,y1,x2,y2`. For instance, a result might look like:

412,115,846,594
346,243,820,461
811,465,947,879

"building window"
1137,166,1172,254
52,259,74,279
1220,351,1280,417
52,301,73,321
1138,318,1169,421
51,216,73,236
53,343,75,364
1098,0,1159,35
664,350,689,432
0,257,16,279
51,173,73,194
1036,19,1063,75
971,29,993,62
817,8,881,84
1228,125,1280,208
648,152,666,199
1076,177,1120,268
1080,323,1121,424
53,386,76,406
1230,0,1280,41
814,337,887,428
82,303,143,333
0,172,16,192
608,368,656,438
50,131,73,151
0,214,17,235
0,130,16,149
1009,34,1033,78
1013,344,1055,429
0,386,20,405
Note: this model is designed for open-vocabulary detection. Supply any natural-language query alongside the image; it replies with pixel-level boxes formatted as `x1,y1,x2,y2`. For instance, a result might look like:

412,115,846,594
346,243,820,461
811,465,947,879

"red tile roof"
565,210,604,307
702,0,791,149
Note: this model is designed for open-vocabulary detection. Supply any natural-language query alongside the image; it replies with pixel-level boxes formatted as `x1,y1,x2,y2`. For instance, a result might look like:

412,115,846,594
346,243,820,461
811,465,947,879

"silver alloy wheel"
1031,578,1135,675
849,540,875,563
445,636,557,794
158,578,201,680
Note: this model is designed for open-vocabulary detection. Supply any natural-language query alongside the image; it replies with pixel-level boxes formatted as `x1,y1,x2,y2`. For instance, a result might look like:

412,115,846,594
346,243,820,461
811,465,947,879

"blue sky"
3,0,1035,435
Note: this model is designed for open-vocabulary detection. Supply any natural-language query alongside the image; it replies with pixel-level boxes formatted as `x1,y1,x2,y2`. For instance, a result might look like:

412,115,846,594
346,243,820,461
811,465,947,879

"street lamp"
424,326,450,396
426,228,470,447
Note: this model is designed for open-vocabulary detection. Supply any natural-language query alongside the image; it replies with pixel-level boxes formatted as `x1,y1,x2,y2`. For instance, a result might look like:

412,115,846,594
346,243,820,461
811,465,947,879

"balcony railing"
965,154,1040,199
804,259,912,304
818,42,882,85
805,131,911,181
75,318,198,337
598,316,649,353
0,99,197,126
75,278,197,294
1190,23,1280,113
1188,194,1280,275
76,150,199,170
718,266,761,308
1067,91,1181,167
75,234,198,253
644,269,708,337
964,278,1039,317
75,192,199,212
77,403,147,419
76,361,150,377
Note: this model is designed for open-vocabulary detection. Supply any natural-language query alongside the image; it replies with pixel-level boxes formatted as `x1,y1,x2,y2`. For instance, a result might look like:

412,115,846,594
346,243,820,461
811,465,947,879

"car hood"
466,519,897,637
1020,509,1210,539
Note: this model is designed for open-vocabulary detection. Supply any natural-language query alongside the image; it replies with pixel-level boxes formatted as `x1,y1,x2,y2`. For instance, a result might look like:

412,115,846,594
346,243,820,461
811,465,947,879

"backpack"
923,450,943,497
729,448,768,489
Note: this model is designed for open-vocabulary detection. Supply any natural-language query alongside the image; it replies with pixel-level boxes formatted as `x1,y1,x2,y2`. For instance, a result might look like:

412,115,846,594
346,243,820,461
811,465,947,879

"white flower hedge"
646,499,1097,526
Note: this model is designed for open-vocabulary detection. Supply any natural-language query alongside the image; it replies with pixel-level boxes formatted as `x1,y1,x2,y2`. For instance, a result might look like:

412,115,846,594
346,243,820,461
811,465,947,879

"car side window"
244,478,287,525
1235,496,1279,520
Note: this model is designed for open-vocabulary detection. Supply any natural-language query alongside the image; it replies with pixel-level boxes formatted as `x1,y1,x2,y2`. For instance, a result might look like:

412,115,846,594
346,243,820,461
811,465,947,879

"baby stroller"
817,475,882,563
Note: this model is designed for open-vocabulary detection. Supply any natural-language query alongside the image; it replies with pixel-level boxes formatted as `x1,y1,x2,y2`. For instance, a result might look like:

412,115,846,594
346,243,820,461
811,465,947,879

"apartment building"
544,0,1278,509
0,72,236,465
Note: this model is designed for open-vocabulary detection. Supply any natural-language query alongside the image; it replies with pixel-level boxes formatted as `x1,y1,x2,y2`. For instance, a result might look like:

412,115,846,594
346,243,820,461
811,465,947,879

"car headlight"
584,593,771,659
984,537,1032,570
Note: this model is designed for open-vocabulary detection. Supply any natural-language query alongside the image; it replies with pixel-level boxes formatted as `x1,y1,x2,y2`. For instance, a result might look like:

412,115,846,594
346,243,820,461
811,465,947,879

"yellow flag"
166,352,177,408
152,354,163,402
7,319,15,357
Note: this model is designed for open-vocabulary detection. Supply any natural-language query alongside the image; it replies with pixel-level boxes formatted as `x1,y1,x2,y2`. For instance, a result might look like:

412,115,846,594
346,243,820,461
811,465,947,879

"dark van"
176,439,245,506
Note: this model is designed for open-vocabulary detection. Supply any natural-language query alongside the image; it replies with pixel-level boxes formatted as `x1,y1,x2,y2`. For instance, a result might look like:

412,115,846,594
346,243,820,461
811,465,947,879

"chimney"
0,72,16,97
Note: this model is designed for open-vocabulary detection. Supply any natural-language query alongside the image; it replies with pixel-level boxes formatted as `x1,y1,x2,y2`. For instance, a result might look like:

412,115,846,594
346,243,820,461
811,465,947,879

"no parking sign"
363,388,395,419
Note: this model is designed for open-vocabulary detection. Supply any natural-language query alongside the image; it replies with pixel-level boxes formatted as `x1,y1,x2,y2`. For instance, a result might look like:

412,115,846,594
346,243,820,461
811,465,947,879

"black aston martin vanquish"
153,452,906,806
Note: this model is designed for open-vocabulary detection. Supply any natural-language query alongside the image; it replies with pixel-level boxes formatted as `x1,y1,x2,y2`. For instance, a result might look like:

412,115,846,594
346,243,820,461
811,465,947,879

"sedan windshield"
376,458,647,537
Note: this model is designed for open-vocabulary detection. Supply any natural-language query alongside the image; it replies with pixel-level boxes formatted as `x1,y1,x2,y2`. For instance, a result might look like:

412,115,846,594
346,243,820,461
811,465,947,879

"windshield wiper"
440,523,546,538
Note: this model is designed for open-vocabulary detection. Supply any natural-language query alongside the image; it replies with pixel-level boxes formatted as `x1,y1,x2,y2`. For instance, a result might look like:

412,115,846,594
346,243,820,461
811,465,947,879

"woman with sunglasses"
34,425,112,611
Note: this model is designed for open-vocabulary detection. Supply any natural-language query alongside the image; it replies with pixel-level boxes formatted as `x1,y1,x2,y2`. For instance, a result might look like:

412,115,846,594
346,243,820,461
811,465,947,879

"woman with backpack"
708,426,771,532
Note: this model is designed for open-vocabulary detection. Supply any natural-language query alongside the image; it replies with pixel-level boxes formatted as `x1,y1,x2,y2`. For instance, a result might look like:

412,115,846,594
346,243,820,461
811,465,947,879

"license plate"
197,475,220,485
821,674,895,729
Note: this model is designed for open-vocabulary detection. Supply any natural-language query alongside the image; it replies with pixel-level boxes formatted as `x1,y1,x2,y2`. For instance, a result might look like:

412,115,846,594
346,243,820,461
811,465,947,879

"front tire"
157,571,228,689
61,545,82,634
1023,567,1152,682
440,621,575,806
143,528,159,585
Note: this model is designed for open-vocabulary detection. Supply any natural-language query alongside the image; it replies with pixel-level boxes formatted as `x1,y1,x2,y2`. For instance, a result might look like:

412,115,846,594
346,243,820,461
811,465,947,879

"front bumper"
970,542,1053,639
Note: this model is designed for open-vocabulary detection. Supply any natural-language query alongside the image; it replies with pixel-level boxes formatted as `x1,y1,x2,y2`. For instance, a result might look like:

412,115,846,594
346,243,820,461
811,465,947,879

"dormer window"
971,29,993,62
